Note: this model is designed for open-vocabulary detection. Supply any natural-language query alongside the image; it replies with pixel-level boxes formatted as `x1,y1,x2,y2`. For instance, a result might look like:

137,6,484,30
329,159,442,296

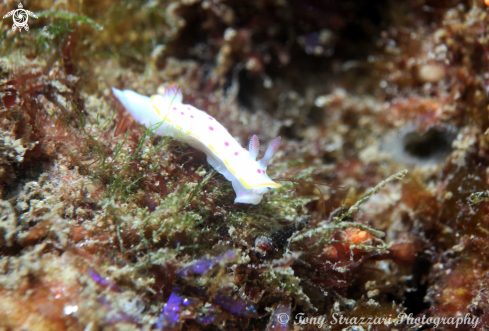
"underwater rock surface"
1,0,489,330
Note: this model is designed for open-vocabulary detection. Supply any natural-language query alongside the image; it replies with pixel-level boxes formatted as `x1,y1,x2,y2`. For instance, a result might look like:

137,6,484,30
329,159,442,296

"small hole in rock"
403,128,454,160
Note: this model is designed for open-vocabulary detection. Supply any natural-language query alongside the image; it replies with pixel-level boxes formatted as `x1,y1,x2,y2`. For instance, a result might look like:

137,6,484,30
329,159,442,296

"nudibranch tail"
112,88,150,121
112,86,282,205
112,88,160,129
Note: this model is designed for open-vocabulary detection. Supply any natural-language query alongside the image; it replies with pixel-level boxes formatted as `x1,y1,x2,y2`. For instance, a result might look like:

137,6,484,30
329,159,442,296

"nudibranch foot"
112,86,281,205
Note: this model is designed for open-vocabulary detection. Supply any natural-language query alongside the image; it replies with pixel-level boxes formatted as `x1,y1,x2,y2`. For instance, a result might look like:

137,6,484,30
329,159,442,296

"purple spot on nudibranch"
234,152,238,156
172,107,177,110
181,112,184,115
190,115,194,118
225,142,229,146
209,126,214,131
209,117,213,120
257,169,261,174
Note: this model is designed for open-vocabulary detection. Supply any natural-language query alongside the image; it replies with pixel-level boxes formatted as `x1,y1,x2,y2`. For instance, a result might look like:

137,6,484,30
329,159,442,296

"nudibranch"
112,86,281,205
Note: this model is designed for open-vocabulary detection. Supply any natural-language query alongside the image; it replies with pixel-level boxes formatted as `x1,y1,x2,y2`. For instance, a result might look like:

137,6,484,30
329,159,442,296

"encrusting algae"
1,0,489,330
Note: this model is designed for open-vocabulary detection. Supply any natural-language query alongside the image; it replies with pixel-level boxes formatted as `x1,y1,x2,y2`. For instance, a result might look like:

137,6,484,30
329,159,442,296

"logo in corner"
3,3,38,32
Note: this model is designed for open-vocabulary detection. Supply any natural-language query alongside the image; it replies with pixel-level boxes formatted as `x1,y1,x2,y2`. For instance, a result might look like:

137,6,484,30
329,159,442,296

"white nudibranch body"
112,86,281,205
